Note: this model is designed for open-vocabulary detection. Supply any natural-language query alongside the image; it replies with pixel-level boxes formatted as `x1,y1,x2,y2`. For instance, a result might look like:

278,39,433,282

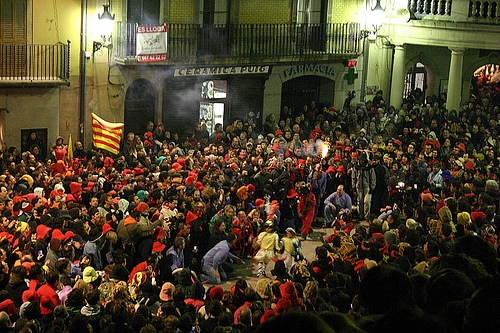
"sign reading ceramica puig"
282,63,336,79
136,24,168,62
174,65,270,76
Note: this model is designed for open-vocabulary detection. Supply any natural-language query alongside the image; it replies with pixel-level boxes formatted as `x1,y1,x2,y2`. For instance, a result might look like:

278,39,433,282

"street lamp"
360,0,386,101
93,3,115,53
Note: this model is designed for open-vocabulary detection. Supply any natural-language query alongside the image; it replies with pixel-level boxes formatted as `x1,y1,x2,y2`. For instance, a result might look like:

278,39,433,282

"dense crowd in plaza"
0,90,499,332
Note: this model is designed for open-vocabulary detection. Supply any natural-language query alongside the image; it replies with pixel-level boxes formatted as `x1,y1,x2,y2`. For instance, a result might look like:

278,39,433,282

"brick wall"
169,0,196,23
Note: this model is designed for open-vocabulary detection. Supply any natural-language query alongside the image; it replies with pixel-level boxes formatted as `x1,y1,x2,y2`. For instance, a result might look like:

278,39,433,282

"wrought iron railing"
115,23,361,61
0,41,70,84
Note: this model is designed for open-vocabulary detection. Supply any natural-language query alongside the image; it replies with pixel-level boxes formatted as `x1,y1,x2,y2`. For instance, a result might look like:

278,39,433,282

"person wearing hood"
83,229,104,271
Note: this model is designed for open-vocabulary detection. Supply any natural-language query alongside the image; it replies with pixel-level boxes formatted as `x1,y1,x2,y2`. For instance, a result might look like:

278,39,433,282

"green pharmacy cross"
344,67,358,85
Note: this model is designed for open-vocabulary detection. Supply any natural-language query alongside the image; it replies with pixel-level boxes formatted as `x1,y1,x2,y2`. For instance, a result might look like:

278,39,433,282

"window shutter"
0,0,27,77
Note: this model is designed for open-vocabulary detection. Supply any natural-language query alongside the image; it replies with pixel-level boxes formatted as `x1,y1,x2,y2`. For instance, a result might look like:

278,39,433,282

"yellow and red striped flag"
91,113,124,155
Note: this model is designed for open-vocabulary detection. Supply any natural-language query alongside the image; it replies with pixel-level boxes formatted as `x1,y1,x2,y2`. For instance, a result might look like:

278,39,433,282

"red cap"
51,229,65,241
171,162,183,171
185,211,198,227
333,156,342,162
152,241,166,253
134,167,144,175
247,184,255,192
286,189,299,199
275,129,284,136
255,198,265,208
229,163,239,170
325,166,336,174
64,231,76,242
195,182,205,191
102,223,114,234
135,202,149,212
351,152,359,158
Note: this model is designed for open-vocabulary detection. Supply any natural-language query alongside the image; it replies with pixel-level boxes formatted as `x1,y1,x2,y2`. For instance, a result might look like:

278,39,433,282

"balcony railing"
0,42,70,85
115,23,361,62
409,0,500,22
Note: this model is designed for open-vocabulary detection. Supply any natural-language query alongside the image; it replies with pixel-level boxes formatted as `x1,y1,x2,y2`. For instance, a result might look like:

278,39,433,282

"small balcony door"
198,0,230,56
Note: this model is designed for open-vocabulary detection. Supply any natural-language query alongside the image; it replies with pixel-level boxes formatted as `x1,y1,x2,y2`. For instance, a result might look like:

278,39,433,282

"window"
199,0,229,25
0,0,27,77
296,0,328,24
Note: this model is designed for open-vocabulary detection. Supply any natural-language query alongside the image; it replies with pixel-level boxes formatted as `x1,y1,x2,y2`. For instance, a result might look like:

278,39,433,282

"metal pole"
360,36,369,102
79,0,88,146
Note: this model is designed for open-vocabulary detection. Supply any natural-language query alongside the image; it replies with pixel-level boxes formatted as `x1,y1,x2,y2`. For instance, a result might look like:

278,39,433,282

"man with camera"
351,153,376,221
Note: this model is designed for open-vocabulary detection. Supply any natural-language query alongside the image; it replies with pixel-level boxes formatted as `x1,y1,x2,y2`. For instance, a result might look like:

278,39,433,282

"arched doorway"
281,75,335,114
124,79,156,136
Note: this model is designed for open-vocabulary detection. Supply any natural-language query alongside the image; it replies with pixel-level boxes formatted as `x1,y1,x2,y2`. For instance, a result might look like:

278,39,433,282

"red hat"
36,224,52,240
313,128,322,133
185,211,198,227
471,211,487,223
171,162,183,171
209,286,224,300
185,176,196,186
65,194,76,203
135,202,149,212
344,146,351,152
275,129,284,136
351,152,359,158
152,241,166,253
229,162,239,170
297,159,306,165
63,231,76,242
51,229,65,241
144,131,153,138
152,226,166,240
333,155,342,162
247,184,255,193
133,167,144,175
0,232,13,243
393,139,402,147
102,223,114,234
21,202,33,213
195,182,205,191
464,161,475,170
325,166,336,174
286,189,299,199
279,281,298,300
420,190,433,201
457,143,466,152
177,158,186,167
255,198,265,208
122,169,133,176
329,106,336,112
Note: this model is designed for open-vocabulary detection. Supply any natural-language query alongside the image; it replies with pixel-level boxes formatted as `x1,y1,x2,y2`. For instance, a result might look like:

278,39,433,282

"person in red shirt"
37,271,61,319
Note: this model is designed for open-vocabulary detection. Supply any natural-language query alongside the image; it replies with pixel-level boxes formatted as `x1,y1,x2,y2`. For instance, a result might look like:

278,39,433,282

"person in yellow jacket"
254,220,280,277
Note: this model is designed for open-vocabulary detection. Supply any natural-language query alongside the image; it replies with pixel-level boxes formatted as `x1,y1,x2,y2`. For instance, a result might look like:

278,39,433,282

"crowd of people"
0,91,499,333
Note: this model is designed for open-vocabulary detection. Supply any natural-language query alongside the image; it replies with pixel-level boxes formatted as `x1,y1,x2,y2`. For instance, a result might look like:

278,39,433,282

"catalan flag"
91,113,124,155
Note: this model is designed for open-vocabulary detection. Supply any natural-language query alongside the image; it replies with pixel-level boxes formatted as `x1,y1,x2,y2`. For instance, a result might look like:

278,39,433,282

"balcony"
0,42,70,86
115,23,362,65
